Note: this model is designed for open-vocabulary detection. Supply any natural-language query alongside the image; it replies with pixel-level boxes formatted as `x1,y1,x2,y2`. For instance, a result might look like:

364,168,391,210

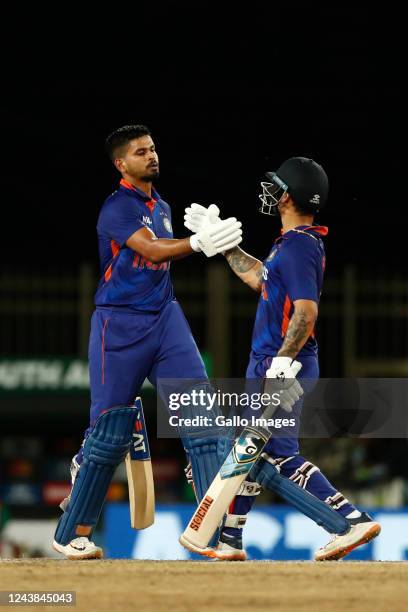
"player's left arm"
278,299,318,359
277,234,322,359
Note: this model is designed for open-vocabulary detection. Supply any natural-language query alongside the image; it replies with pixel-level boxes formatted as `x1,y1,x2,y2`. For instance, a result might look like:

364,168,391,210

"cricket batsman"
183,157,381,561
52,124,243,559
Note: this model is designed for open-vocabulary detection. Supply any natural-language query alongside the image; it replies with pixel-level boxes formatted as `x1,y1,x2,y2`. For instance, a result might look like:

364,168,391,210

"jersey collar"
294,224,328,236
119,179,159,211
275,224,328,244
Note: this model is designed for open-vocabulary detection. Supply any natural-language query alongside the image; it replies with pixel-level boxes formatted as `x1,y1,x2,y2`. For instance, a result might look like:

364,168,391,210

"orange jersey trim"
120,179,157,211
281,295,292,337
104,240,120,282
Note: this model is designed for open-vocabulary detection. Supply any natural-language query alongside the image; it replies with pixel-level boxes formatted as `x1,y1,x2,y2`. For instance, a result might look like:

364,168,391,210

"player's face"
117,136,159,181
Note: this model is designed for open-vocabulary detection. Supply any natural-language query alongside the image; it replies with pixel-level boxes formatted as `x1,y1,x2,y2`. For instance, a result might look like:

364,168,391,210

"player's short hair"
292,199,316,216
105,125,151,160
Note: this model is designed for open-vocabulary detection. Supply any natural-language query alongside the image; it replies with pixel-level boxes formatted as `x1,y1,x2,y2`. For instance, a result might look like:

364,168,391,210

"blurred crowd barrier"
105,503,408,561
0,263,407,376
2,504,408,561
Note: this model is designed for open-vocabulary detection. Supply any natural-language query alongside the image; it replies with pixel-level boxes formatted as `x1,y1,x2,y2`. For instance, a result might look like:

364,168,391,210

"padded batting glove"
184,203,221,233
264,357,303,413
190,217,242,257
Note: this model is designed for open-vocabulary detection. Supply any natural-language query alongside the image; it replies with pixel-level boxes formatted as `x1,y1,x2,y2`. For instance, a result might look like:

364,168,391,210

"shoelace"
322,535,337,549
71,537,93,548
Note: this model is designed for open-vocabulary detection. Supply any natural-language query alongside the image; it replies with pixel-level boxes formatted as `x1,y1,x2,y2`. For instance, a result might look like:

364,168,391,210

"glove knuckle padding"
212,227,242,245
54,405,138,545
208,204,220,218
286,386,299,403
252,456,349,534
191,203,207,213
210,218,236,234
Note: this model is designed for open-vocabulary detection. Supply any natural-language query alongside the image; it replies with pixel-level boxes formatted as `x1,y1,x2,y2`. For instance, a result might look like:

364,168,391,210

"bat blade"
125,397,155,530
179,426,269,550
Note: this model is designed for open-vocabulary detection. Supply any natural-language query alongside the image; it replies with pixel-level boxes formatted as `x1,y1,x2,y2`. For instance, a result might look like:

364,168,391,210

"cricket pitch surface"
1,559,407,611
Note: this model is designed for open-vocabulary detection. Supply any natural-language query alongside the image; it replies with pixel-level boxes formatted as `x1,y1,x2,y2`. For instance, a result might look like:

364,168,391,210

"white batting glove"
184,203,221,233
190,217,242,257
264,357,303,413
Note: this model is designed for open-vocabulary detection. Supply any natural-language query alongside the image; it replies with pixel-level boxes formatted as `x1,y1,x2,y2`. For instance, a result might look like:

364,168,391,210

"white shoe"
180,533,247,561
315,513,381,561
53,537,103,560
210,536,247,561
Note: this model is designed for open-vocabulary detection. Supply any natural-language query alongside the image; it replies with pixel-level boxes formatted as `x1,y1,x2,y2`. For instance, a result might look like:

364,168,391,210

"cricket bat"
125,397,155,529
179,424,270,550
179,363,303,551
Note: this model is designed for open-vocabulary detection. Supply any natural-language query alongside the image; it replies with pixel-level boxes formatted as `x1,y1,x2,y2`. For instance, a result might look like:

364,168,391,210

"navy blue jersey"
251,225,328,359
94,180,174,312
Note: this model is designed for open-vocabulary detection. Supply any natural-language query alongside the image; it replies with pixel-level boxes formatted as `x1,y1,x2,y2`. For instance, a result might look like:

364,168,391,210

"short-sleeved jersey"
251,225,328,359
94,179,174,312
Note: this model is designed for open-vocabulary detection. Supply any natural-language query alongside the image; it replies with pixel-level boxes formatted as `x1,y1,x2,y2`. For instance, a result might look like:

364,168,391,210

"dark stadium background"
0,4,404,553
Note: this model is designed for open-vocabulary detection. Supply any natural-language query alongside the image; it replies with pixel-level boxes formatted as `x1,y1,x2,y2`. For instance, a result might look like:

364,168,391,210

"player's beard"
141,169,160,182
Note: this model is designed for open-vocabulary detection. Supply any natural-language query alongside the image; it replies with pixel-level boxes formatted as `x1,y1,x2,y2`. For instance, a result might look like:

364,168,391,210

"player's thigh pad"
251,453,349,535
54,405,138,545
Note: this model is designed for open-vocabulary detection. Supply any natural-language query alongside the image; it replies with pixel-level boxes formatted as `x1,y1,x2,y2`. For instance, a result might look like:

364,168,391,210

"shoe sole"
179,537,247,561
203,549,247,561
53,542,103,560
315,523,381,561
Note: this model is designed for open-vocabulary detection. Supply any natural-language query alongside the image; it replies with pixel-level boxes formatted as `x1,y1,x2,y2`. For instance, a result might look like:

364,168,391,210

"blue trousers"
88,300,207,426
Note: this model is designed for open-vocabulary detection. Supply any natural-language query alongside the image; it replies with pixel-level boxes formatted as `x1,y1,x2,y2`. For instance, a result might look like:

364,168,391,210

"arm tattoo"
255,265,264,282
278,308,312,359
225,247,259,274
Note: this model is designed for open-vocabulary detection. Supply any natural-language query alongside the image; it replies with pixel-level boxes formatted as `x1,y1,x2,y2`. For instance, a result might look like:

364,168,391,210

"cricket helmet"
259,156,329,216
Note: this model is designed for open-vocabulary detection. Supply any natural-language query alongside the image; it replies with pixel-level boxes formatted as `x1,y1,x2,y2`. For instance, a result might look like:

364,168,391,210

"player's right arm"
126,227,194,263
224,247,263,292
99,198,242,264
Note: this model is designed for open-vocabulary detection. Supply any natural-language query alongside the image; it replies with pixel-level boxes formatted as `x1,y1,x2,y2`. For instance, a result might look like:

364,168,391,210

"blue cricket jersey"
94,179,174,312
250,225,328,359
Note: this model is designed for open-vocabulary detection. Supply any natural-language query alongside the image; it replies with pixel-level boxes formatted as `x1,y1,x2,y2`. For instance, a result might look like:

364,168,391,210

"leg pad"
55,405,138,545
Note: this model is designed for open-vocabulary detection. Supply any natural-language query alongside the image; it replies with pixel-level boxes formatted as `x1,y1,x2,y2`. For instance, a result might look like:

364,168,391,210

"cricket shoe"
210,532,247,561
53,537,103,560
180,532,247,561
315,512,381,561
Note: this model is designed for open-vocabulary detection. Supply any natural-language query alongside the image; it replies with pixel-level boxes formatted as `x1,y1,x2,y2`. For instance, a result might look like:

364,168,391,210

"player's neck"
281,212,314,234
123,175,152,197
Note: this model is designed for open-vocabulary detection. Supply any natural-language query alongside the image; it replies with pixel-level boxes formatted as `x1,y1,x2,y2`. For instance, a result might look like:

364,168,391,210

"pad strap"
236,480,262,496
224,514,247,529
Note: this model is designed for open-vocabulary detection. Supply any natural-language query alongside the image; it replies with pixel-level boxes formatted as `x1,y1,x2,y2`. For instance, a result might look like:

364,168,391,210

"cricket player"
52,124,243,559
184,157,381,561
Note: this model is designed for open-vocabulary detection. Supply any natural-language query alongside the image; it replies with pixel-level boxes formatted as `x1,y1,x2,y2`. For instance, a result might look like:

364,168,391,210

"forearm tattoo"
255,265,264,282
278,309,313,359
225,247,259,274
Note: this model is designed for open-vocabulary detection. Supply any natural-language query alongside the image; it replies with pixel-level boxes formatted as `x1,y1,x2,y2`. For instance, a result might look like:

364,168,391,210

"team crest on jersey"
143,216,152,226
163,217,172,233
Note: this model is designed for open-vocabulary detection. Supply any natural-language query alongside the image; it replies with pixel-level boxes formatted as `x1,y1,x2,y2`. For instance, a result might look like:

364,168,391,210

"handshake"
185,203,242,258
